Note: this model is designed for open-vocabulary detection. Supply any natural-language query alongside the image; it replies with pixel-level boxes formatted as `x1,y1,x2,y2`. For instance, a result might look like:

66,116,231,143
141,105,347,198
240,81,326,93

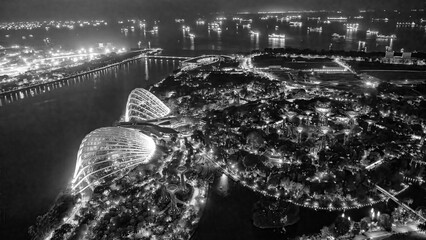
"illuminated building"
125,88,170,122
72,127,156,193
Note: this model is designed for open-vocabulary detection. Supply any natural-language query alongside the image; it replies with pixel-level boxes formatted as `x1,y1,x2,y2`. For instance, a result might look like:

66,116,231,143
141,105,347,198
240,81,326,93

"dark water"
0,58,180,239
2,15,426,54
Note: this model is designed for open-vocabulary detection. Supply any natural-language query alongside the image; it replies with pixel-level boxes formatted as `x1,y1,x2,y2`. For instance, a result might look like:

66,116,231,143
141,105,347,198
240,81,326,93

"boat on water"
268,33,286,39
332,33,346,40
196,19,205,25
289,21,303,27
376,34,397,40
345,23,359,31
366,29,379,35
250,31,260,36
307,27,322,32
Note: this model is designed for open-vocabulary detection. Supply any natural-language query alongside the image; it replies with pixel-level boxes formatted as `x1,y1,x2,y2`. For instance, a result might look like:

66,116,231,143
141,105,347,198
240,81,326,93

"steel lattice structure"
72,127,156,193
125,88,170,122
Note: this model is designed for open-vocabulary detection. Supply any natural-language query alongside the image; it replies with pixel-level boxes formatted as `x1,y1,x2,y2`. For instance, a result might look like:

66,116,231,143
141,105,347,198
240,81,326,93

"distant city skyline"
0,0,425,21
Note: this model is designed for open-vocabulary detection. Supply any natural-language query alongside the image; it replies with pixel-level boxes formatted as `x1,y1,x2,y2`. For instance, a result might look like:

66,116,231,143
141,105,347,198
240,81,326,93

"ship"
376,34,397,40
268,33,286,39
345,23,359,31
332,33,346,40
307,27,322,32
366,29,379,35
289,21,303,27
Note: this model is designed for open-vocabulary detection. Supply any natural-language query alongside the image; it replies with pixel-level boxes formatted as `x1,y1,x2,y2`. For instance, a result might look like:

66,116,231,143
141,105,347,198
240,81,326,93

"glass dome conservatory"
125,88,170,122
72,127,156,193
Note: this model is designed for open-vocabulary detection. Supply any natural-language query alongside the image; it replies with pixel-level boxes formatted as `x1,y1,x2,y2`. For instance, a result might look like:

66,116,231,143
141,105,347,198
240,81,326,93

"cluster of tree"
252,198,300,229
369,158,406,190
29,192,77,240
419,222,426,232
317,213,394,240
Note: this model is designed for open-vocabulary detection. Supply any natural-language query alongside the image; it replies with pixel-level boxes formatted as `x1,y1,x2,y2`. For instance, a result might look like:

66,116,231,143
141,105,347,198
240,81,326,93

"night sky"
0,0,425,21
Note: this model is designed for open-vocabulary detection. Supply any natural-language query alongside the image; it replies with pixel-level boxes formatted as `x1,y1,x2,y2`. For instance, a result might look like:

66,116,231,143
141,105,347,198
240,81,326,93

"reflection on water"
217,173,230,196
250,34,260,49
0,58,180,240
269,38,286,49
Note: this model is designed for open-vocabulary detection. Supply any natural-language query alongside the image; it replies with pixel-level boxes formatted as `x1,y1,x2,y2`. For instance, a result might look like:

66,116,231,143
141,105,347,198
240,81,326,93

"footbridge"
375,185,426,222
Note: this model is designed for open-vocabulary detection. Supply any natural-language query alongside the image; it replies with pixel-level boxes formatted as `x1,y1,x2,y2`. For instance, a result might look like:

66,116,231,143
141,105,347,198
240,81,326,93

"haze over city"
1,0,425,20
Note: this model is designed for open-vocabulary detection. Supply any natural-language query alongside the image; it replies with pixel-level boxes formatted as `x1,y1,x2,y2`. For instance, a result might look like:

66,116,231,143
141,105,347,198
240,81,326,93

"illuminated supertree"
166,184,181,217
297,115,304,126
286,111,297,137
280,113,287,128
157,178,170,206
319,126,330,150
304,110,313,125
315,103,331,126
265,118,271,134
346,111,358,127
365,119,375,132
296,126,304,143
125,88,170,122
176,166,188,193
309,147,319,165
71,127,156,194
380,110,391,118
343,129,351,145
286,111,297,125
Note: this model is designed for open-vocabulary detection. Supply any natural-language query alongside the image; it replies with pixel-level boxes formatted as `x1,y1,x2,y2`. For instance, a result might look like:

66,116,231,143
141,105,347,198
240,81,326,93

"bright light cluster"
0,20,107,30
125,88,170,122
72,127,156,193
